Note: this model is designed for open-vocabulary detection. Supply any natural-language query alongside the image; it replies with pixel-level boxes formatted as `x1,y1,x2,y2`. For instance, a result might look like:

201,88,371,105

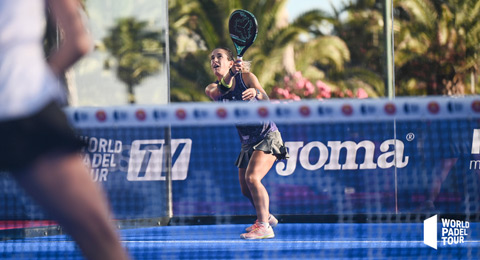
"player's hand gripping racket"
228,10,258,61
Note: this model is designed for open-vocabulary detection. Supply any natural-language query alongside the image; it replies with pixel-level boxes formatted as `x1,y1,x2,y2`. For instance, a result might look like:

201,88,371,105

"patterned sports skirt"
235,131,289,169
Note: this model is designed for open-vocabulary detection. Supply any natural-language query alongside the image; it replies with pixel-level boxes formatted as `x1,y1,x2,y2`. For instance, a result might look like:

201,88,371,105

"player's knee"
245,174,260,186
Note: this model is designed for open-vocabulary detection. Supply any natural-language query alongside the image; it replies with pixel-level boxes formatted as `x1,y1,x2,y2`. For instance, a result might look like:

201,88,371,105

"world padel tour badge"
384,103,396,115
216,108,227,119
258,107,269,118
135,109,146,121
96,110,107,122
427,101,440,114
472,100,480,113
341,104,353,116
176,109,186,120
299,105,311,117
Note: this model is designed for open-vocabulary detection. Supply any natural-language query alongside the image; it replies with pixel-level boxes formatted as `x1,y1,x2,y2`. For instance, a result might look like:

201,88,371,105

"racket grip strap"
229,68,236,77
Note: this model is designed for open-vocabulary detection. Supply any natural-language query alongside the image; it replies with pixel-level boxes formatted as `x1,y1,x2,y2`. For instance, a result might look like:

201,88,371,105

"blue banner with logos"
1,97,480,220
169,119,479,216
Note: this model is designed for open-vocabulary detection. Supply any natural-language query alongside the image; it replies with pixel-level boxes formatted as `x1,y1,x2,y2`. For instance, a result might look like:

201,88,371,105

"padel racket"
228,10,258,60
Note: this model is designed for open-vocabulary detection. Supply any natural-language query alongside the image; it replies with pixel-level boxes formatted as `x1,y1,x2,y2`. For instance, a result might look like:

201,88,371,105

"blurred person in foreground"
0,0,130,259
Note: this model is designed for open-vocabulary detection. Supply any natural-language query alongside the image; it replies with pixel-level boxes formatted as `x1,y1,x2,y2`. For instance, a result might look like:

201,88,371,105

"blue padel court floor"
1,223,479,259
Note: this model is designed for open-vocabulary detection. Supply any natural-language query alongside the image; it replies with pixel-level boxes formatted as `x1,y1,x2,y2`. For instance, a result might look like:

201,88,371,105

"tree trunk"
283,44,296,75
279,5,296,76
127,84,136,104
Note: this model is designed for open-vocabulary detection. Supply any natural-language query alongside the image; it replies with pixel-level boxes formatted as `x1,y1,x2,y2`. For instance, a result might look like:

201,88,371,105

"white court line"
6,240,480,244
121,240,480,244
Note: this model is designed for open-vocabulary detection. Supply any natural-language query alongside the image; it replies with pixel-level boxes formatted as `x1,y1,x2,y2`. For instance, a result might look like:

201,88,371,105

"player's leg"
428,158,458,205
238,168,254,206
241,167,279,232
14,152,130,260
244,151,276,223
417,157,458,211
240,151,276,239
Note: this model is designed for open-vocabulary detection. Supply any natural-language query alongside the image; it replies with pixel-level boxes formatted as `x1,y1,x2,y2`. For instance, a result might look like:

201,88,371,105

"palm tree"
168,0,356,100
168,0,217,101
234,0,300,87
168,0,301,100
103,17,165,104
335,0,385,73
331,0,386,97
283,1,385,98
394,0,480,95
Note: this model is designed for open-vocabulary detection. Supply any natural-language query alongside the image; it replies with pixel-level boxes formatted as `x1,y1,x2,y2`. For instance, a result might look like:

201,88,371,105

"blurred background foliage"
168,0,480,101
102,17,165,104
45,0,480,103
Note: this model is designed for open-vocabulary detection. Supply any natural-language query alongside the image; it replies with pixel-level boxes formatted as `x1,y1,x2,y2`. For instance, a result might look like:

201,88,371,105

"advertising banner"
1,97,479,219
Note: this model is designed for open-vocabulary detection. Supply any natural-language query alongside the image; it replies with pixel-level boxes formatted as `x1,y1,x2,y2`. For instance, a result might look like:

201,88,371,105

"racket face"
228,10,258,58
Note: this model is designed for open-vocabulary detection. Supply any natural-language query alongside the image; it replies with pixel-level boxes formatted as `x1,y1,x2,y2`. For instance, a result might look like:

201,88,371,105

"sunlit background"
62,0,479,106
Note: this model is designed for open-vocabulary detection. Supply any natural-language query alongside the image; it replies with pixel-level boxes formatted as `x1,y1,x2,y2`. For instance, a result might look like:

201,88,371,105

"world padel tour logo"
424,215,470,249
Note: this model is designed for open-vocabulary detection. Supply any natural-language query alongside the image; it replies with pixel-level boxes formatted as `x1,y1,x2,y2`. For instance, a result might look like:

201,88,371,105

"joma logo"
276,139,409,176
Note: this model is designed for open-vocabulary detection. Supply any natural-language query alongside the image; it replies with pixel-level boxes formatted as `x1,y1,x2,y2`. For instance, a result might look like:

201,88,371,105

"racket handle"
236,56,243,62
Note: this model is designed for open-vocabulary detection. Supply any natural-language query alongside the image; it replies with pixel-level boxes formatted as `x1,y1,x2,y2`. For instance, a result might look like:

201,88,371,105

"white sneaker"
245,214,278,232
240,224,275,239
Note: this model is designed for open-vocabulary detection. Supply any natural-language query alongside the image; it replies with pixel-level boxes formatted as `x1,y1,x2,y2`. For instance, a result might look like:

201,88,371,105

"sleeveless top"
217,72,278,145
0,0,65,121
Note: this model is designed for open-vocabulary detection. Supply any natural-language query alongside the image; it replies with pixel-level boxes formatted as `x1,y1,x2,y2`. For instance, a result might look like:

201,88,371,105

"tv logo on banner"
127,139,192,181
471,129,480,155
470,129,480,170
424,215,470,249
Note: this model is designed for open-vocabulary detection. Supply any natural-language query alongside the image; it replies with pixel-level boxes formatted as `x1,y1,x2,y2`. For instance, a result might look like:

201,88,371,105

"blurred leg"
15,152,130,260
427,158,458,203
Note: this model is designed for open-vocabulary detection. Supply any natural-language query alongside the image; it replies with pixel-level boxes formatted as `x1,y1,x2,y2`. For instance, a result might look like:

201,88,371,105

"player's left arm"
241,72,269,101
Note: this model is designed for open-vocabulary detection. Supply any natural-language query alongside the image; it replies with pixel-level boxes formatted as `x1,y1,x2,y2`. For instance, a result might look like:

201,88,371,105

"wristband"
220,77,231,88
218,78,232,94
255,89,261,98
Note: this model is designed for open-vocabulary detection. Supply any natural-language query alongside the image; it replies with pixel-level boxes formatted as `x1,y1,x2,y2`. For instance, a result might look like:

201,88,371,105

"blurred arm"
46,0,91,76
205,83,222,101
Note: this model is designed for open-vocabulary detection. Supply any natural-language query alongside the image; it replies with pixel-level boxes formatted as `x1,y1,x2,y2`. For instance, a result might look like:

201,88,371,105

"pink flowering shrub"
269,71,368,100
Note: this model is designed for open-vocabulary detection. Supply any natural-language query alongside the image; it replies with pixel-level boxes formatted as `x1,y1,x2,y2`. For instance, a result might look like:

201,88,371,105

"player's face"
210,49,232,76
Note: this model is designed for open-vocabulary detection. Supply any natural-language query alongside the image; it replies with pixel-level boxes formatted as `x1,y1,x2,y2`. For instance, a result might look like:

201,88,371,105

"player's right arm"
205,83,222,101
